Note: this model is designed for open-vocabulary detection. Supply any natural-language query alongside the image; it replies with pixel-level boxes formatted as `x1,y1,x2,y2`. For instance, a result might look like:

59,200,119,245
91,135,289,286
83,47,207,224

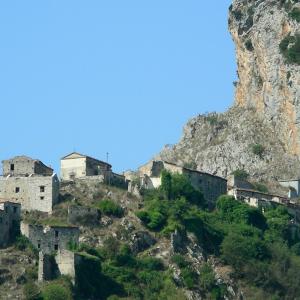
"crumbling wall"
2,156,53,177
68,205,100,225
21,222,79,254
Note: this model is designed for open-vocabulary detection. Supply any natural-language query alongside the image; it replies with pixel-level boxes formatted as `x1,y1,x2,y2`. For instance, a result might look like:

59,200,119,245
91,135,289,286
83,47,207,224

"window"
13,207,17,213
10,164,14,171
40,196,44,200
55,230,59,237
0,217,2,223
38,243,41,249
40,186,45,193
5,207,8,213
15,187,20,193
54,244,58,251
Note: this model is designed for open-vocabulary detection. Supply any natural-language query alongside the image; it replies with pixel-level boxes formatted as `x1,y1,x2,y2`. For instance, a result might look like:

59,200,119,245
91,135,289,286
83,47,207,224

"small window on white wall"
40,186,45,193
15,187,20,193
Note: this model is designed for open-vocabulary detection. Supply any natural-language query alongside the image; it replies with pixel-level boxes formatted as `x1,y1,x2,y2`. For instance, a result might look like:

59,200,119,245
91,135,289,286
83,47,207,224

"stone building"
0,200,21,247
228,186,300,224
278,179,300,199
60,152,112,181
21,222,79,254
60,152,127,188
136,160,227,204
0,156,59,213
2,156,53,177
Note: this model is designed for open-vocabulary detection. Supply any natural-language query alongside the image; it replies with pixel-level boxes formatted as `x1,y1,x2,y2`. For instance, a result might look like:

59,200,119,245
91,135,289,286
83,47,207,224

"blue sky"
0,0,235,174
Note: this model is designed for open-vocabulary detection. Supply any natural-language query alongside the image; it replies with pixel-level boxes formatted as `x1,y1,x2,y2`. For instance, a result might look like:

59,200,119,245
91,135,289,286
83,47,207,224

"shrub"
289,7,300,22
206,115,218,125
251,143,265,158
252,182,269,193
221,233,269,271
232,9,243,21
75,253,103,299
23,281,41,300
171,254,189,268
181,267,198,289
231,169,249,180
98,199,124,217
245,39,254,51
291,242,300,255
136,210,166,230
42,282,73,300
199,263,216,291
280,34,300,65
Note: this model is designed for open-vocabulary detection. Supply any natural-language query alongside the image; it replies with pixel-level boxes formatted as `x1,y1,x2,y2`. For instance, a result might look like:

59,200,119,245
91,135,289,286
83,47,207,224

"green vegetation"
74,240,184,299
23,281,41,300
232,9,242,21
42,280,73,300
98,199,124,218
251,143,265,158
136,170,205,234
231,169,249,180
280,34,300,65
15,236,38,258
245,39,254,51
22,172,300,299
289,7,300,22
252,182,269,193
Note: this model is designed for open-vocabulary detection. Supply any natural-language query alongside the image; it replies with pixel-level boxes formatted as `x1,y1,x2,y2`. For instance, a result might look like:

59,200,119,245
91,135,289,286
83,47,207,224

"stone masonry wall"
21,222,79,254
0,175,59,213
2,156,53,177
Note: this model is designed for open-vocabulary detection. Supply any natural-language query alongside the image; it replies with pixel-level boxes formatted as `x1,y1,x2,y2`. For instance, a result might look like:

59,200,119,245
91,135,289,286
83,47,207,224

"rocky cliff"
158,0,300,181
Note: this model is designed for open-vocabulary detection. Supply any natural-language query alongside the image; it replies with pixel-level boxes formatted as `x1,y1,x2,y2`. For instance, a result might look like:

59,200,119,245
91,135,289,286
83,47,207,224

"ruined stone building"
278,179,300,199
135,160,227,204
0,200,21,247
0,156,59,213
227,178,300,224
60,152,127,188
21,222,79,254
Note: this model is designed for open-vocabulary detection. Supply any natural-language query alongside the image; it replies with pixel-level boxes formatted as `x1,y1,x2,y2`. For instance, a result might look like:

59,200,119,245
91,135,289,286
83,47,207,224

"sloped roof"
61,152,111,167
2,156,53,172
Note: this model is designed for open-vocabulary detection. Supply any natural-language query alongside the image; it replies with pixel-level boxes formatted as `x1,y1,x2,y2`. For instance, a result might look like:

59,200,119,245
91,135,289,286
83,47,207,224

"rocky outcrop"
158,0,300,181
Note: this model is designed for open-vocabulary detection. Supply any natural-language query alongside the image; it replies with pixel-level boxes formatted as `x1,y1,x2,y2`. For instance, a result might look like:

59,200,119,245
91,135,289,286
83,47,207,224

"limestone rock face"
158,0,300,180
230,0,300,156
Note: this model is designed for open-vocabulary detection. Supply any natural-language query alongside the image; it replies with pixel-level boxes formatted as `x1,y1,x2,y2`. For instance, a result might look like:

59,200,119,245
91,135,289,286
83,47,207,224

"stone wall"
2,156,53,177
279,180,300,198
21,222,79,254
0,201,21,247
68,205,100,225
138,160,227,204
61,153,112,181
0,174,59,213
55,249,82,283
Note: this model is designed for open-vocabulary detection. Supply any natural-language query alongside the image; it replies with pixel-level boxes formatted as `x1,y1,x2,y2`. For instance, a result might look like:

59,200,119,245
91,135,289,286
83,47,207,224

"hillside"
158,0,300,181
2,175,300,300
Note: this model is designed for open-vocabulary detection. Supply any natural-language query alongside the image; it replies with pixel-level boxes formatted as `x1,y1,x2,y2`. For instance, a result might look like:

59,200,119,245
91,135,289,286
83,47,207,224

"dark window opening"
5,207,8,213
38,243,41,249
55,230,59,237
40,186,45,193
13,207,17,213
54,244,58,251
10,164,14,171
0,217,2,223
40,196,44,200
15,187,20,193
